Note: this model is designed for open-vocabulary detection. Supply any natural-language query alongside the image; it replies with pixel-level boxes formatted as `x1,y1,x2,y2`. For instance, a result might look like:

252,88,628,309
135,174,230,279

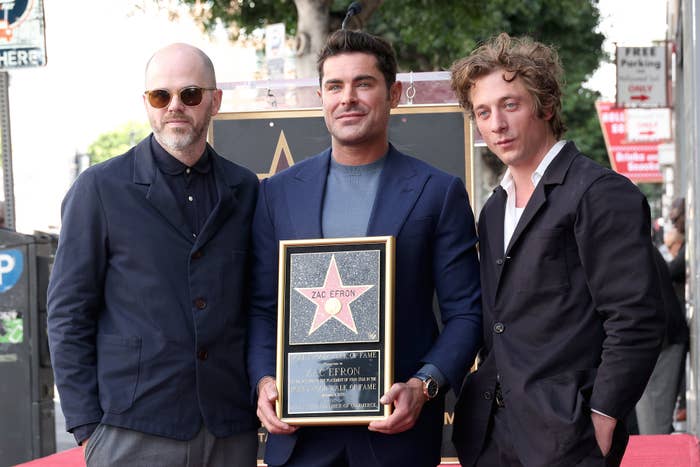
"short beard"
151,109,211,155
155,126,199,152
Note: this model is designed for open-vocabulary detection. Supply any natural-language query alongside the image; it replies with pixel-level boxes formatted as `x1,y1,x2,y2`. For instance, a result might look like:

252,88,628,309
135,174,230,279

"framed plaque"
276,236,395,425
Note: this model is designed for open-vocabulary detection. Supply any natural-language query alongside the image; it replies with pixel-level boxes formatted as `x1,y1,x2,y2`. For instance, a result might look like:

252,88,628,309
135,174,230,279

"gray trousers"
84,423,258,467
635,342,687,434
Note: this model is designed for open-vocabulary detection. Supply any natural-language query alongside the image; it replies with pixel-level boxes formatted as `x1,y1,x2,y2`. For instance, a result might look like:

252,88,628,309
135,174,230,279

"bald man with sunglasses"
47,43,259,466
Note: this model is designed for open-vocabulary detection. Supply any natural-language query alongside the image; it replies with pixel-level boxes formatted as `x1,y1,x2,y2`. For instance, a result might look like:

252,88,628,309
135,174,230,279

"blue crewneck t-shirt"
321,155,385,238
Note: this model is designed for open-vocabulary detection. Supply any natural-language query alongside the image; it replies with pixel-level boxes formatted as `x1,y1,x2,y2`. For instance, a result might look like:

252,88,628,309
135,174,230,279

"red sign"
595,101,664,183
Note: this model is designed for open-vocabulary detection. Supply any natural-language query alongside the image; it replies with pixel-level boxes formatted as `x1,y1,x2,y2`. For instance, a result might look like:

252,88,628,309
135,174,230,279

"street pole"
0,70,15,230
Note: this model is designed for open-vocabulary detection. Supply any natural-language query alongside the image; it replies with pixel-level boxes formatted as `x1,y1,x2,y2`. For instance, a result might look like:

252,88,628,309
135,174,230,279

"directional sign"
0,0,46,69
616,46,667,108
625,108,672,142
595,101,665,183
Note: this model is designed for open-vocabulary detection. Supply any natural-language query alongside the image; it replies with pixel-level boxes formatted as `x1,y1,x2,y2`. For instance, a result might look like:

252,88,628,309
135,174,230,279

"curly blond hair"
450,33,566,139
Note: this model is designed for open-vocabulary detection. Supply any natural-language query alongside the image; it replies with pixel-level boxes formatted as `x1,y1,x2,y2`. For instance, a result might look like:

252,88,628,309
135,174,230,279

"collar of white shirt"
499,140,567,253
499,140,567,192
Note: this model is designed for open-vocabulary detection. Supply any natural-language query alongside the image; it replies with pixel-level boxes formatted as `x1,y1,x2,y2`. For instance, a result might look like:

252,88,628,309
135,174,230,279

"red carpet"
620,434,700,466
12,434,700,466
12,447,83,467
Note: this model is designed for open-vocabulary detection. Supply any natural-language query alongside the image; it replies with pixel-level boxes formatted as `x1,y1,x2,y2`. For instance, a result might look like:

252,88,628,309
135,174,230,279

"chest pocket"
517,228,570,292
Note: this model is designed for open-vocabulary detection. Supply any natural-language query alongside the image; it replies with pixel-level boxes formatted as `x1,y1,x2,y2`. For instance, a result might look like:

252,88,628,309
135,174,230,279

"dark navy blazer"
247,145,482,466
47,135,259,440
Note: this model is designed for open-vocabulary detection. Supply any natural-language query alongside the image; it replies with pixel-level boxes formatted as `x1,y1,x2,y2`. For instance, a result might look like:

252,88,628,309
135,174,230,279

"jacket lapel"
366,146,426,237
504,141,578,255
194,147,239,249
284,149,329,239
479,186,508,299
504,185,546,256
484,186,507,259
133,136,193,243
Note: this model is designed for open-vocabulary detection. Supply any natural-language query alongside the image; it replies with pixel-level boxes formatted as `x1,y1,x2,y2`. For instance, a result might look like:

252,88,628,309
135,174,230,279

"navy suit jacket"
452,142,665,467
47,136,259,440
247,145,482,466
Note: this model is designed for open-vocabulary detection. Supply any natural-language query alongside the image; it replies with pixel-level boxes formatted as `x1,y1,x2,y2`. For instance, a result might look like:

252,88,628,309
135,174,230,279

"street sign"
616,46,667,108
625,107,672,142
595,101,666,183
0,0,46,69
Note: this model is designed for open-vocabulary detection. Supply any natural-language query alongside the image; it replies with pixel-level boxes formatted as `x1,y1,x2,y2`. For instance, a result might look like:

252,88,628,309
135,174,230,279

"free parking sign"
616,45,668,108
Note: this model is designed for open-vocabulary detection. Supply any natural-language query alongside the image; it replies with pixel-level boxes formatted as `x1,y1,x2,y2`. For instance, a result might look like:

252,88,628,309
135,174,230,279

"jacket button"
496,258,504,265
197,349,208,360
194,298,207,310
191,250,203,260
483,391,492,400
493,322,505,334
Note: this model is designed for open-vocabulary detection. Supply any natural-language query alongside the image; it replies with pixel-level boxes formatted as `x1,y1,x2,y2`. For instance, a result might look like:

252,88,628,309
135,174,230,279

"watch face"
424,377,438,398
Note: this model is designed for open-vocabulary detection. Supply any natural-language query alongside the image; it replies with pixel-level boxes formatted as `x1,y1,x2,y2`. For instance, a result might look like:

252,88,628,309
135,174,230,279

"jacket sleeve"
246,179,279,398
421,176,483,391
576,173,665,419
47,170,108,432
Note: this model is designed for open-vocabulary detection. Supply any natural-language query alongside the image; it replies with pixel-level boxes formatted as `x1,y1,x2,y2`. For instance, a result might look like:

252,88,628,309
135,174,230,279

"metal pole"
685,0,700,437
0,70,16,230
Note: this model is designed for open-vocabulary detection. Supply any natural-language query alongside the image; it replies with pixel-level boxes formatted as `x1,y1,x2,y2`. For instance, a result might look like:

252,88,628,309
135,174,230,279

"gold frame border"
276,236,395,425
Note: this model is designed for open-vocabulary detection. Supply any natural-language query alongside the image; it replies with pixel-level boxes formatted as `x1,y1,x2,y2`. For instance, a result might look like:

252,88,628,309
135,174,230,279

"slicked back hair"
317,30,397,92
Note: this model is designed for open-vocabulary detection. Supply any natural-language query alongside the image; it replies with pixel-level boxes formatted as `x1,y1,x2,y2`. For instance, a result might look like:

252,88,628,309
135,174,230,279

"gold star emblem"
258,130,295,179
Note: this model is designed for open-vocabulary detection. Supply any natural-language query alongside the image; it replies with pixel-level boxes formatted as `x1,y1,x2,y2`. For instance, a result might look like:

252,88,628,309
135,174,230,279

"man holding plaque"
449,33,665,466
247,30,482,467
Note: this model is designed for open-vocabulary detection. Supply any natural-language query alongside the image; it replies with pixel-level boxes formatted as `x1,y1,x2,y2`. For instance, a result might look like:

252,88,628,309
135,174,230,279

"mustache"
335,105,366,116
162,112,192,123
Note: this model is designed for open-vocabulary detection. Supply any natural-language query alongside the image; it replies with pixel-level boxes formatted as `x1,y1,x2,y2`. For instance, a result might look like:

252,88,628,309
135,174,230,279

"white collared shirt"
499,141,567,254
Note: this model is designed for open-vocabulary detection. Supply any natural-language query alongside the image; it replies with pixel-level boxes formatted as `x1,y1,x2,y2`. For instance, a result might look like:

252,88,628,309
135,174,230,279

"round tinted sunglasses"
144,86,216,109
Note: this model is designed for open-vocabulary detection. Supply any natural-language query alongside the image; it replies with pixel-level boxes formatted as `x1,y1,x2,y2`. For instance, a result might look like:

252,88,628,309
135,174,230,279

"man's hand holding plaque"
256,376,298,435
368,378,427,434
